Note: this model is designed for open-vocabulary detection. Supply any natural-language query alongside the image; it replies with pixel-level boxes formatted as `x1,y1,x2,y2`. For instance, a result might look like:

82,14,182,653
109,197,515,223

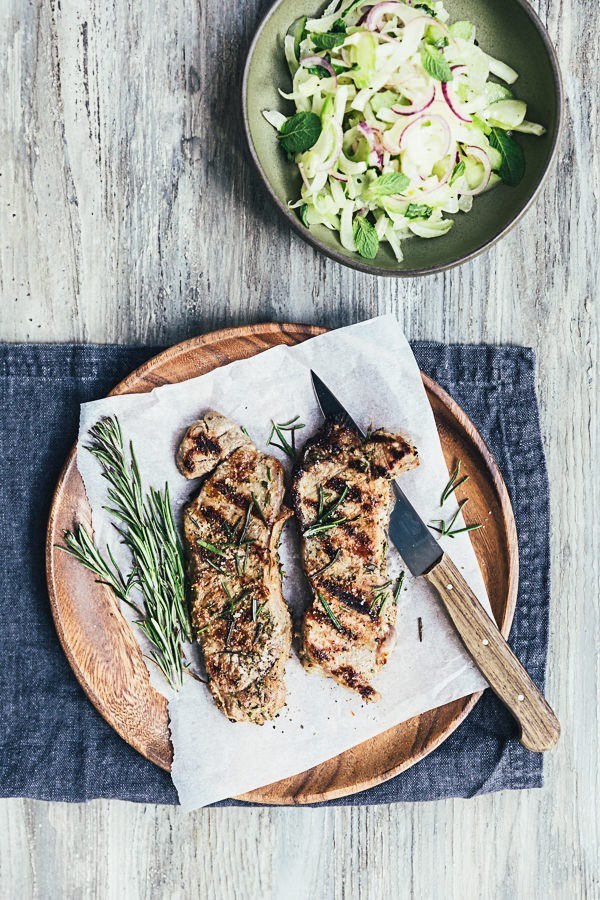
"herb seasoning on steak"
177,411,292,723
292,422,419,701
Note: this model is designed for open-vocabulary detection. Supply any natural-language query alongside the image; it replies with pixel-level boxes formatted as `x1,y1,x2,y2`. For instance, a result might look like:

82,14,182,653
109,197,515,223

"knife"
311,370,560,752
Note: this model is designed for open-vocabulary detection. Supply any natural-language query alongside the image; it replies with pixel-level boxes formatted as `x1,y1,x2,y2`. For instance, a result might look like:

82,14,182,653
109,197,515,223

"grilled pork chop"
292,423,419,701
177,411,292,724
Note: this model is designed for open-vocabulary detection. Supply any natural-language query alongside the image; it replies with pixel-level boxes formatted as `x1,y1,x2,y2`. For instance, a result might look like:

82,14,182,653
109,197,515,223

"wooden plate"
46,323,518,805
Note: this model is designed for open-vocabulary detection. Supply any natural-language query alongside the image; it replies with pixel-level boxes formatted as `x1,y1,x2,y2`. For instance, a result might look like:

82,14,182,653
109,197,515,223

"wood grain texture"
0,0,598,893
425,554,559,752
46,323,518,803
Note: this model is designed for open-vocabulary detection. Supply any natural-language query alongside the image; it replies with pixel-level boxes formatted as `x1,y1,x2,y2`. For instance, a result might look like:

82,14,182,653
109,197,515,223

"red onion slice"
459,145,492,195
391,85,435,116
330,170,349,182
300,55,337,83
358,120,376,146
358,121,386,169
365,1,405,30
441,78,472,123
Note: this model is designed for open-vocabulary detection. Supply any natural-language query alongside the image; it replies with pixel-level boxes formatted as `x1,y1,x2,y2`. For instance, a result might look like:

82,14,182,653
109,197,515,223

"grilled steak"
177,411,292,724
292,423,419,701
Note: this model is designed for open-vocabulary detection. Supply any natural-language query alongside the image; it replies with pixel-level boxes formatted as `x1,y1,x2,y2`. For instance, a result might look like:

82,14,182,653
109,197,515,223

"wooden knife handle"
425,554,560,752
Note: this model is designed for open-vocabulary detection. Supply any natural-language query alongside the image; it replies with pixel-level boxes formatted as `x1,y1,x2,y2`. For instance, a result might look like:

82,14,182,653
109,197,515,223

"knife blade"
311,369,443,575
310,369,560,752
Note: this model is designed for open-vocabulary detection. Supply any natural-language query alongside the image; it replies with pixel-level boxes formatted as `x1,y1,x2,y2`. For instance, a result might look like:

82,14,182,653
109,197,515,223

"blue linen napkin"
0,341,550,805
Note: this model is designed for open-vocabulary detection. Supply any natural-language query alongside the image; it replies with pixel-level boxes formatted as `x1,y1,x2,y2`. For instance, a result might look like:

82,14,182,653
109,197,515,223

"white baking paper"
77,315,491,809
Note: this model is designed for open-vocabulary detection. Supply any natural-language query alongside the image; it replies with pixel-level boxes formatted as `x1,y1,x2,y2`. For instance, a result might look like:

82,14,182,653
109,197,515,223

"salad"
263,0,545,261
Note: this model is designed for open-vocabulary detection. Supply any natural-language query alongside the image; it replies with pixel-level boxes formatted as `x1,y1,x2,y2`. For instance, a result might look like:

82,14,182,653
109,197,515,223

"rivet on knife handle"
425,554,560,752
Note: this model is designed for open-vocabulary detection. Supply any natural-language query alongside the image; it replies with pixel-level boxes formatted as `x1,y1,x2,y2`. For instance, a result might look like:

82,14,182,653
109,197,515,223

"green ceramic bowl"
242,0,562,276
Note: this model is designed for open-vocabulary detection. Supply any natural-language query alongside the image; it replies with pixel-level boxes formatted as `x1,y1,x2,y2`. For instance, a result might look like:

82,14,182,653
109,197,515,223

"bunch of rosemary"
60,417,191,690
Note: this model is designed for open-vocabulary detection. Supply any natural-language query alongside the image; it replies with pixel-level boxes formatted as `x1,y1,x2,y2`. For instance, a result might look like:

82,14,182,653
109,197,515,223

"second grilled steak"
177,411,292,724
292,422,419,701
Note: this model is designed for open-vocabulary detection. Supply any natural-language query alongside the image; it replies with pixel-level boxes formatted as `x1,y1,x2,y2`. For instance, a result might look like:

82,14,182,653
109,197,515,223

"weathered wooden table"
1,0,598,896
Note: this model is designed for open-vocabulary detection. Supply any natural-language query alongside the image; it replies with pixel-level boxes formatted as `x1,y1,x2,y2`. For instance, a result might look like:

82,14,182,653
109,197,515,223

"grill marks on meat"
177,411,292,724
292,423,419,701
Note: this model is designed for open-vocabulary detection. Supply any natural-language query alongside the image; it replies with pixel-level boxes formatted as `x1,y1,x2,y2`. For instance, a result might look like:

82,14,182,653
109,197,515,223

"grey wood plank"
0,0,598,895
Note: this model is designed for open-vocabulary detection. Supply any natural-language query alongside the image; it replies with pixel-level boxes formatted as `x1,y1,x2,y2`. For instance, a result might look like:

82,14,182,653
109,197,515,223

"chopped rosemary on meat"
370,579,392,617
304,484,349,538
309,548,341,577
252,597,267,622
250,491,268,525
318,592,343,632
430,498,483,538
205,556,228,575
440,459,470,506
267,415,305,459
59,416,191,691
198,538,228,558
393,571,405,605
237,502,254,545
221,582,253,647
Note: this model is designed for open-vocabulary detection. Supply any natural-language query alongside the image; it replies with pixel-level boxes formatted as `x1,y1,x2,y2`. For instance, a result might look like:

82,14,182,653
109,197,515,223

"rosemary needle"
267,415,306,460
304,485,349,538
392,571,405,605
430,498,483,539
318,593,343,632
440,460,470,506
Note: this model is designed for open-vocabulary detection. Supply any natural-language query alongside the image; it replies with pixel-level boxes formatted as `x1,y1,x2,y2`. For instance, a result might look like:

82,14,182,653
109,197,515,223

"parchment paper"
77,316,491,809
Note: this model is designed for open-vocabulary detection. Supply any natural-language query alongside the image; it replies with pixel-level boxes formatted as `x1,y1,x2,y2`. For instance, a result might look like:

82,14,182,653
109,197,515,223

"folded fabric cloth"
0,341,550,806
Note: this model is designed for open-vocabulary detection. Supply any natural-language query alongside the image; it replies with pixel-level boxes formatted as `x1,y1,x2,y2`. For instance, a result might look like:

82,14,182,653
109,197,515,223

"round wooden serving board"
47,323,518,805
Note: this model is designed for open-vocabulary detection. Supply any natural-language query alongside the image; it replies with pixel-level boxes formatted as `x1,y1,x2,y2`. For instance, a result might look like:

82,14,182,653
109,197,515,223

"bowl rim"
241,0,564,277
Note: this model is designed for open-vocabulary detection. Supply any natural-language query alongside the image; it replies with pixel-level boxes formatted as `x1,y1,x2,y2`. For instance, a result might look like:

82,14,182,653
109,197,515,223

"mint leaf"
488,127,525,186
299,204,310,228
405,203,433,219
450,160,466,185
307,64,331,78
421,44,453,82
353,215,379,259
370,173,410,196
278,112,322,154
414,1,437,15
311,32,345,50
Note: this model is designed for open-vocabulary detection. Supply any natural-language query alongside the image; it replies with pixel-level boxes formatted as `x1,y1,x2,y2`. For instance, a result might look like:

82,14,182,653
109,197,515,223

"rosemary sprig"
304,485,349,538
430,498,483,539
60,416,191,691
267,415,305,460
318,593,343,632
440,459,470,506
61,525,137,610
